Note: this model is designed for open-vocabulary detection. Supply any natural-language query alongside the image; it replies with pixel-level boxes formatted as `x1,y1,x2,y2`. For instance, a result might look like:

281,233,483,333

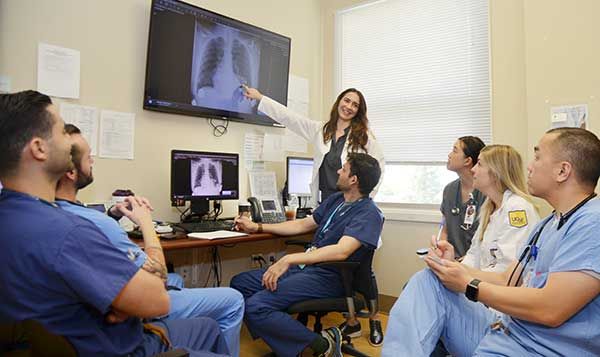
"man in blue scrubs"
0,90,229,356
55,124,244,356
231,153,384,357
383,128,600,356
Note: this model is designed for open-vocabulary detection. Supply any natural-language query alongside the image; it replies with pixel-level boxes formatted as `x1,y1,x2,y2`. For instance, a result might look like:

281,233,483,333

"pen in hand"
434,217,445,248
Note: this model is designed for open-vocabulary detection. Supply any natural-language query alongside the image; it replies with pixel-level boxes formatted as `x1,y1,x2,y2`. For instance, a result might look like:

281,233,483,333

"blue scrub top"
57,200,147,268
492,198,600,356
312,192,384,261
0,189,143,356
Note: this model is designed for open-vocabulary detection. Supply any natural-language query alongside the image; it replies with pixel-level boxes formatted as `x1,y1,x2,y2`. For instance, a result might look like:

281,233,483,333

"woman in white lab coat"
243,85,385,204
461,144,540,272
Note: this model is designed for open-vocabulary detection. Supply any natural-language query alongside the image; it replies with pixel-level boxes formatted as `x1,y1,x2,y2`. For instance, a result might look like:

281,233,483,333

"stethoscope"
507,192,597,286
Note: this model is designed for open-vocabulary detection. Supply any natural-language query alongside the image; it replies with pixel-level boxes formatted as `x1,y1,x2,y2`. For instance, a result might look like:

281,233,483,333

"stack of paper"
188,231,248,240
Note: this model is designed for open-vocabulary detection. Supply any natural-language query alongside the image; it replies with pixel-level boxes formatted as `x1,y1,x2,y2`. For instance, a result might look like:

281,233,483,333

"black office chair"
284,247,380,357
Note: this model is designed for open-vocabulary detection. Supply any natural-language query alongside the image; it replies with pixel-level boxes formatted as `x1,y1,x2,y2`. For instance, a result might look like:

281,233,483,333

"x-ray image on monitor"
191,19,261,114
190,158,223,196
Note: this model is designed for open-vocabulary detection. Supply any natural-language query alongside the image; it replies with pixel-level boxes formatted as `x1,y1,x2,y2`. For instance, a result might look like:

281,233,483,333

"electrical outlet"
250,254,264,268
177,265,191,286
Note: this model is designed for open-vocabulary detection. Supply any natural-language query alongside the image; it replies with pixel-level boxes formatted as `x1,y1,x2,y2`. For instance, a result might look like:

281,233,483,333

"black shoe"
320,326,343,357
369,319,384,347
338,320,362,338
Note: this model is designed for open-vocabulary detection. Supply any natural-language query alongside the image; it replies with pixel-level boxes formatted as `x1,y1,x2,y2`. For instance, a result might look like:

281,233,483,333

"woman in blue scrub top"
243,85,386,346
243,85,385,204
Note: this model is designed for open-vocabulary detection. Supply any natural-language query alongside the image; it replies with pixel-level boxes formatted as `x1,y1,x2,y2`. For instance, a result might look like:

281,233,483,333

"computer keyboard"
174,220,235,233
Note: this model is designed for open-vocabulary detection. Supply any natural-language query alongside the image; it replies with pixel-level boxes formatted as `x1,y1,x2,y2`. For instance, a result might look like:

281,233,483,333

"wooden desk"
132,232,312,251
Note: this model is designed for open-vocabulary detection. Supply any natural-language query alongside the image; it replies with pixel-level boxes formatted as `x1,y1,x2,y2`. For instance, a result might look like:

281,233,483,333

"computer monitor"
171,150,239,218
144,0,291,127
286,156,313,197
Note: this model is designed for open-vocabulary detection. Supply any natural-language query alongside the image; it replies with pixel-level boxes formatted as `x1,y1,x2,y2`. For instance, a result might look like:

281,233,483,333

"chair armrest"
284,239,311,249
314,261,359,270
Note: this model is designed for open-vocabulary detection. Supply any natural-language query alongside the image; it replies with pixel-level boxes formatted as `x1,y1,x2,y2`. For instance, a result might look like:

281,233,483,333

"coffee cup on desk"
238,202,252,219
284,205,297,221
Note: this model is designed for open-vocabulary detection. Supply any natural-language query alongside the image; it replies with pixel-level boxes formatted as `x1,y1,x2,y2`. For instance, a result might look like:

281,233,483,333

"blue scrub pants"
167,287,243,357
230,266,345,357
166,272,243,356
133,317,229,357
382,269,533,356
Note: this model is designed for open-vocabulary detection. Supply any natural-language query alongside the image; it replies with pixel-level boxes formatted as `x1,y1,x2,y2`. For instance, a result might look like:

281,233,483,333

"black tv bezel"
143,0,291,127
171,149,240,201
286,156,313,196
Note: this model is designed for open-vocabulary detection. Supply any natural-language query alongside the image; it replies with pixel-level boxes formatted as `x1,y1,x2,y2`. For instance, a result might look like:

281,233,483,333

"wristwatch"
257,223,263,233
465,278,481,302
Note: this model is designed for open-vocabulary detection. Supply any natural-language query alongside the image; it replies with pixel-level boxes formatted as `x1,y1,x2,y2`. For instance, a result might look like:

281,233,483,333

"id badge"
488,244,499,268
522,267,534,287
464,204,477,225
298,246,317,270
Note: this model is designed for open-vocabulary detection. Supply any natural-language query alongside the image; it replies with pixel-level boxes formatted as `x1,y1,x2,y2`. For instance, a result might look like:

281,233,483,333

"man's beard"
336,182,348,192
76,170,94,190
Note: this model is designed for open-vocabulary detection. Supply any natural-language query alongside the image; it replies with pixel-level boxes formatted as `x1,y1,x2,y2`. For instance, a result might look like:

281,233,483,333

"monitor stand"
182,198,210,222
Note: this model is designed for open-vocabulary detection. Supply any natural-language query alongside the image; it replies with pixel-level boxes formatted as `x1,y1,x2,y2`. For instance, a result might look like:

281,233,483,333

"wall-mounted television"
144,0,291,127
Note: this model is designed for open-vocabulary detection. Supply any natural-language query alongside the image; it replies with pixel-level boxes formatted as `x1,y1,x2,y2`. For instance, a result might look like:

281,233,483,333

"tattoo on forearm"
142,247,167,283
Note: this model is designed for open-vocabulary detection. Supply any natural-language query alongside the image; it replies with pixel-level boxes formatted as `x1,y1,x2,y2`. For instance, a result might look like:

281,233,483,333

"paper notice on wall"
262,133,284,162
37,43,80,99
60,103,99,155
244,133,264,161
99,110,135,160
284,129,307,153
249,171,279,198
0,75,11,93
550,104,588,129
287,74,310,117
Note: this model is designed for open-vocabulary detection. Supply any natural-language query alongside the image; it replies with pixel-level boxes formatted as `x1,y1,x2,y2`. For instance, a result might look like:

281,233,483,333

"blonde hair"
477,145,537,240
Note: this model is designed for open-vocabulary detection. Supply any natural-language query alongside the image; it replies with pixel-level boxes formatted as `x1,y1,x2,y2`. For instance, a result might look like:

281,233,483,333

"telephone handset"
248,197,286,224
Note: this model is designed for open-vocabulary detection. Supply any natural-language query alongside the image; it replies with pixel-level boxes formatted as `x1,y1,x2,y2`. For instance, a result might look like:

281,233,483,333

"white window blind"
335,0,491,163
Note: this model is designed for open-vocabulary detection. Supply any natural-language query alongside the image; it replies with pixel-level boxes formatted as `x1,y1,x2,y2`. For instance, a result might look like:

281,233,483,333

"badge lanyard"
316,198,363,240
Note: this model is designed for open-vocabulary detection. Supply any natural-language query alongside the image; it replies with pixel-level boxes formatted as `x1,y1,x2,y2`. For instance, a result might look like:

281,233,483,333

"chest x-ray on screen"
191,20,260,114
191,158,223,196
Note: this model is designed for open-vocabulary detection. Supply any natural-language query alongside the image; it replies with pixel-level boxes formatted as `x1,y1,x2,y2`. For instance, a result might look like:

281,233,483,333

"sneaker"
338,320,362,338
320,326,343,357
369,319,384,347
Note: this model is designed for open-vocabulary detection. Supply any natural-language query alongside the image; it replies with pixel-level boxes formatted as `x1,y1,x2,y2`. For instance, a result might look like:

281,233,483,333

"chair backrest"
351,248,378,301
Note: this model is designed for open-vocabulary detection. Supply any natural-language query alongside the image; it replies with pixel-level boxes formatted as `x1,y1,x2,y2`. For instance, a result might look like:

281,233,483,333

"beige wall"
523,0,600,155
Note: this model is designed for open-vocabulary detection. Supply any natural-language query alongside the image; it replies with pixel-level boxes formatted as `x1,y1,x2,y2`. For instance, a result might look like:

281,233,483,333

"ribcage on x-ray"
232,39,251,86
194,164,205,187
194,162,220,188
196,37,225,90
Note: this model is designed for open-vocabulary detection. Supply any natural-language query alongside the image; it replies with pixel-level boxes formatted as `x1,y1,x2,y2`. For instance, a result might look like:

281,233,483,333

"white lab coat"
258,96,385,206
462,190,540,272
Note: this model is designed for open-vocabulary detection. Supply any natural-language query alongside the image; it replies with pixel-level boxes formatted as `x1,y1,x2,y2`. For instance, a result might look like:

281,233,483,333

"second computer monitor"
286,156,313,197
171,150,239,201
